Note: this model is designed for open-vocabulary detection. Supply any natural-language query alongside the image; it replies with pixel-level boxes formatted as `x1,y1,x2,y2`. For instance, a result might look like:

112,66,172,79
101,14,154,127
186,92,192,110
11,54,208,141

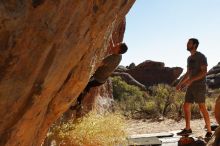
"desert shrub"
111,76,149,116
112,77,185,119
149,84,185,118
206,97,215,111
111,76,145,101
47,111,127,146
206,88,220,112
143,101,158,114
208,88,220,96
112,76,215,120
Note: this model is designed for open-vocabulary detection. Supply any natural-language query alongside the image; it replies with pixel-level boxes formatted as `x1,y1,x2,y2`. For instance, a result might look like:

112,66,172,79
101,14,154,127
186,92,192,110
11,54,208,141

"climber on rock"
70,41,128,110
85,42,128,91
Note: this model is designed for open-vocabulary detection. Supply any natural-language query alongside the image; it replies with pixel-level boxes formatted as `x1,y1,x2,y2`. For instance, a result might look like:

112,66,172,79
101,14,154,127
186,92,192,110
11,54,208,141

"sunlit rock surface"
0,1,135,145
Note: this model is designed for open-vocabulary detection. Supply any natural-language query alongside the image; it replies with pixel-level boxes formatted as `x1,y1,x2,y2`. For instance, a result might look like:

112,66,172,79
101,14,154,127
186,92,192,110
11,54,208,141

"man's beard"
187,47,192,51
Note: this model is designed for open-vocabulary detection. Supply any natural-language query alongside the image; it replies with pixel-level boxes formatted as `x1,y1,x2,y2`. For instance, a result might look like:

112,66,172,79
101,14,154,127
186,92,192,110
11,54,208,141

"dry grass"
47,111,128,146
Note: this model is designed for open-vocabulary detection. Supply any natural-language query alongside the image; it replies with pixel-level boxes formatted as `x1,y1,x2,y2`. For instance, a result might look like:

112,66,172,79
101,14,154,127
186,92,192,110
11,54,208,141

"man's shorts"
185,83,206,103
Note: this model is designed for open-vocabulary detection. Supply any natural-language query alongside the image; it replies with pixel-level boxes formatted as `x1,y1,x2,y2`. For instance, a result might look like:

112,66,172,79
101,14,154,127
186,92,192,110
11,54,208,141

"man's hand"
176,83,182,91
176,82,185,91
176,79,192,91
184,79,192,87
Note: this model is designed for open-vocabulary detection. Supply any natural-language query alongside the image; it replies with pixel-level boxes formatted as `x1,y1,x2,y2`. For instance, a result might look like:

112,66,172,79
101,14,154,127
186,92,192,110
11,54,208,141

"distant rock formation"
127,62,136,69
126,60,183,87
206,62,220,89
135,60,164,69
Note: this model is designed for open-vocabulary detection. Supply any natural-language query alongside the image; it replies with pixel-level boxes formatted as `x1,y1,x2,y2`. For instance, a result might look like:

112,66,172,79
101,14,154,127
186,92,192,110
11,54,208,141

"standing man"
176,38,212,138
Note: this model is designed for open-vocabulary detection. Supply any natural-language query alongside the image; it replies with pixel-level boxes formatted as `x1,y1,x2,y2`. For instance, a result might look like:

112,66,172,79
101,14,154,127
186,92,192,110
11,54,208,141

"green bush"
111,76,145,101
206,97,214,111
111,77,184,119
111,76,148,116
143,101,158,114
149,84,185,118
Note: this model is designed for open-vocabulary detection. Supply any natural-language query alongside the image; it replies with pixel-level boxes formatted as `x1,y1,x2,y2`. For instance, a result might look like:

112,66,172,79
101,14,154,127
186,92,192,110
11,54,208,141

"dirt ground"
126,115,217,138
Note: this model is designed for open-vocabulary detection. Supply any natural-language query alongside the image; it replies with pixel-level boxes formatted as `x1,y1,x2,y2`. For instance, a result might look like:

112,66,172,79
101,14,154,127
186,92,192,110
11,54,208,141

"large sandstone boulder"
206,62,220,89
135,60,165,69
0,1,135,145
126,60,183,87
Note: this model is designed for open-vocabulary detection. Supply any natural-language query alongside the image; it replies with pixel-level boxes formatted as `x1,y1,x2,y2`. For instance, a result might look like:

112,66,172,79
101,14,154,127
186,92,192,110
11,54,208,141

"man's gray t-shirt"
93,54,122,83
187,51,208,84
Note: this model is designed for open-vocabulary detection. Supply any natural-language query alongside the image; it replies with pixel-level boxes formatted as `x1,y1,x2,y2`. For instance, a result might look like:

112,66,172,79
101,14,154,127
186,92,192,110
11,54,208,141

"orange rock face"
0,1,135,145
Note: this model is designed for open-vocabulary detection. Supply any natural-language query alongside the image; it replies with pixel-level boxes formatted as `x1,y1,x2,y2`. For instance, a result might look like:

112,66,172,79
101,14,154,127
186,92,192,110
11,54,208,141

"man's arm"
180,64,207,89
176,69,190,90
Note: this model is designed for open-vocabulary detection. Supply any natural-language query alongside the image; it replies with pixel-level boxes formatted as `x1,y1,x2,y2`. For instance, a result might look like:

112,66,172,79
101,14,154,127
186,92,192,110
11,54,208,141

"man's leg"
177,102,192,135
215,96,220,124
184,102,192,130
77,80,103,105
198,103,212,132
77,79,104,107
85,79,104,92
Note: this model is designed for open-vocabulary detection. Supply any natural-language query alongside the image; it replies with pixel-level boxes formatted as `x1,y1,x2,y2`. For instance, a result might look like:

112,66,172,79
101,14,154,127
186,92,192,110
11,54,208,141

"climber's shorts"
185,83,206,103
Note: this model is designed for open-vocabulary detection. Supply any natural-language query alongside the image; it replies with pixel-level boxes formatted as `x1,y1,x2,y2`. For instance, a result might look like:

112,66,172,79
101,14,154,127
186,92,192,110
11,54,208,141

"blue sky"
122,0,220,72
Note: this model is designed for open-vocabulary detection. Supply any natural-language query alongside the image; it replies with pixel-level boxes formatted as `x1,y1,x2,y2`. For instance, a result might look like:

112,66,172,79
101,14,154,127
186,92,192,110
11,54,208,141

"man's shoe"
177,128,192,135
211,124,219,131
205,132,212,139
